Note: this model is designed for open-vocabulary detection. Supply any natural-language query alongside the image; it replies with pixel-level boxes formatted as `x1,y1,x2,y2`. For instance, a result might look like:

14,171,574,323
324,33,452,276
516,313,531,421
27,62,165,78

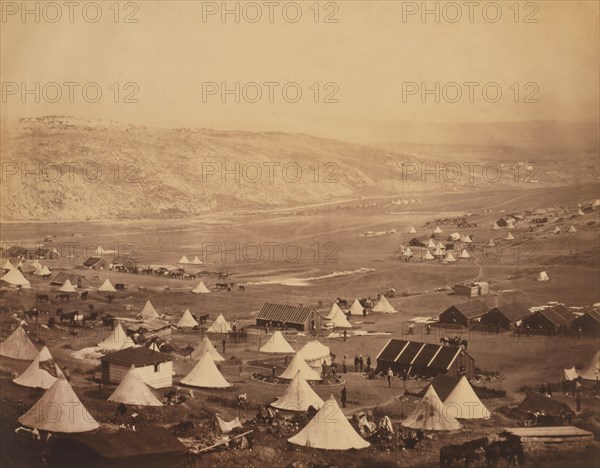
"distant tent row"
178,255,203,265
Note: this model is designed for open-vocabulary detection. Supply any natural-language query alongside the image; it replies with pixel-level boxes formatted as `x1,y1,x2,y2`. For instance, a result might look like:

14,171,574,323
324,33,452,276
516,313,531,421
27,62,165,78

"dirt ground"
1,185,599,467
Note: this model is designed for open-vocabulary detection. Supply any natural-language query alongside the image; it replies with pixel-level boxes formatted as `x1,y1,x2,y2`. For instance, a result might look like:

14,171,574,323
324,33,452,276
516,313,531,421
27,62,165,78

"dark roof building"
571,310,600,336
438,300,488,328
522,305,575,334
83,256,109,269
376,339,475,378
481,302,532,330
100,346,171,367
419,374,460,402
100,346,172,388
256,303,317,331
50,272,89,289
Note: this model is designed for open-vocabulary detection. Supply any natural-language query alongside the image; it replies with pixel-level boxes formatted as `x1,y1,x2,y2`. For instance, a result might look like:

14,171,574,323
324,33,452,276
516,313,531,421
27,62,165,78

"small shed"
439,300,488,328
83,257,109,270
100,347,172,389
256,303,317,332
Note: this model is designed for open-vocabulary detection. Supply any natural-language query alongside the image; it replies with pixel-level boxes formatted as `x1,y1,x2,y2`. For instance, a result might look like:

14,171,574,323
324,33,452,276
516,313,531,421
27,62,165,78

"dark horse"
440,437,488,468
484,438,525,467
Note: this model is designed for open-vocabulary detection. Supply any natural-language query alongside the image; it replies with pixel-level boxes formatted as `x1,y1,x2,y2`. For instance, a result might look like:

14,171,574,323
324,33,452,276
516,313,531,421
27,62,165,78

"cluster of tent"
0,263,31,288
177,255,203,265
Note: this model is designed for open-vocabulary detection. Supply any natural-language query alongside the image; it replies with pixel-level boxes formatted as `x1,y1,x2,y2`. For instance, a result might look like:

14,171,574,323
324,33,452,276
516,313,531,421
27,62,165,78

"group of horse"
440,436,525,467
440,335,469,349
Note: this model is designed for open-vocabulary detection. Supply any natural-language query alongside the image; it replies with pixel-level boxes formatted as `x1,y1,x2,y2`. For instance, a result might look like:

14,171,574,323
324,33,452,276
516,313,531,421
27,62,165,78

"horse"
55,293,70,302
440,437,488,468
36,294,49,303
102,315,115,330
107,295,116,303
24,309,40,321
239,285,245,291
484,438,525,467
197,314,209,324
336,297,348,308
58,310,78,323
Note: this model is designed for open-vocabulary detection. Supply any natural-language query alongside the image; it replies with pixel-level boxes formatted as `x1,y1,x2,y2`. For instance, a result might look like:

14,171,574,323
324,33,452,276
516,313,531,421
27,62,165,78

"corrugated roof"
100,346,171,367
377,339,472,372
527,305,575,327
518,392,574,417
256,303,315,325
50,272,86,285
490,302,531,322
450,300,488,319
576,309,600,324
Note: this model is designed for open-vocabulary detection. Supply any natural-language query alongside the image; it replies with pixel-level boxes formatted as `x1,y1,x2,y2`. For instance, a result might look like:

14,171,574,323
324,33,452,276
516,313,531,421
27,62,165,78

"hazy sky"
1,0,598,141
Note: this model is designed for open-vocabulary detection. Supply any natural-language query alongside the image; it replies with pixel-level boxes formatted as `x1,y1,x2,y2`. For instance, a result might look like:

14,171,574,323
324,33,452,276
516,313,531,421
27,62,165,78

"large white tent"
180,350,231,388
19,375,100,433
108,365,163,406
0,267,31,288
191,336,224,361
191,256,203,265
325,306,352,328
349,298,365,316
433,226,443,234
98,323,135,351
177,309,199,328
0,325,38,360
260,331,295,354
298,341,331,369
58,279,77,293
443,376,490,419
178,255,191,264
13,346,64,389
402,386,462,431
137,300,160,320
372,295,398,313
408,226,417,234
287,395,370,450
206,313,232,333
98,278,116,292
272,370,324,412
279,352,322,381
504,232,515,240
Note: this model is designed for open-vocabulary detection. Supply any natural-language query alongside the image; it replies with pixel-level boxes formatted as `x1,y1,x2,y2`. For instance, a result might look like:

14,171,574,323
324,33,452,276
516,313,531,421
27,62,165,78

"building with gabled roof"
49,272,89,289
522,305,575,334
571,310,600,336
100,346,172,388
438,300,488,328
480,302,532,330
256,303,317,332
376,339,475,378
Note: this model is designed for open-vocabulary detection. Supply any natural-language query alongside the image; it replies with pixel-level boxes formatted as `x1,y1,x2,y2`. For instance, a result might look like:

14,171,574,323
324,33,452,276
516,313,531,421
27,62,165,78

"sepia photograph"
0,1,599,467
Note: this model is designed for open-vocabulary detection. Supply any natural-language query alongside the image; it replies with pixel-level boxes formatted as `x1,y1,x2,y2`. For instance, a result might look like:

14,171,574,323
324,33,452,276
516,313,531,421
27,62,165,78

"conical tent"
98,323,135,350
433,245,444,257
108,365,163,406
326,307,352,329
1,267,31,288
492,222,500,230
424,250,435,261
192,281,210,294
504,232,515,240
299,341,331,368
1,259,13,270
178,255,190,264
0,325,38,360
13,346,64,389
372,295,398,313
349,298,365,316
506,220,515,229
272,371,325,412
191,336,224,361
568,225,577,233
443,376,490,419
18,375,99,433
463,235,473,243
58,279,77,293
459,249,470,259
260,331,296,353
180,350,231,388
38,265,51,276
206,313,232,333
191,256,203,265
279,352,322,381
578,350,600,380
325,303,344,320
577,208,585,216
553,226,562,234
485,239,495,247
536,271,550,282
149,341,160,352
426,238,436,249
17,261,24,268
98,279,116,292
408,226,417,234
177,309,199,328
137,300,159,320
402,386,462,431
563,367,578,381
444,252,456,262
433,226,443,234
288,395,370,450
